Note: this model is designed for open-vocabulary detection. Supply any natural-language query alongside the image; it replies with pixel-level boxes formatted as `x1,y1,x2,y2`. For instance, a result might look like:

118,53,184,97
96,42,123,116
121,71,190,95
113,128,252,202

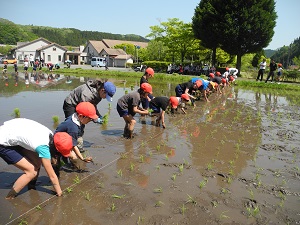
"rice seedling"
102,113,109,124
155,201,164,207
179,164,184,173
155,165,160,170
12,108,20,118
220,187,230,194
199,178,208,189
98,182,104,188
227,176,233,184
179,204,187,215
186,194,197,205
120,153,127,159
66,187,73,193
108,103,111,109
248,189,254,200
35,205,42,210
137,216,145,224
130,162,135,171
111,194,126,199
206,163,213,171
165,154,169,161
156,144,161,151
153,187,163,193
9,213,13,219
219,211,230,219
139,154,144,163
18,219,28,225
109,203,116,211
148,150,152,156
85,192,91,201
246,206,260,218
117,169,123,177
52,115,59,124
73,175,80,184
211,200,218,208
171,174,176,181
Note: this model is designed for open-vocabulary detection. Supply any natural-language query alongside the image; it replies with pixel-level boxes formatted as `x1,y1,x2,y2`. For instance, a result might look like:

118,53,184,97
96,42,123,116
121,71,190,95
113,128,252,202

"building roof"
37,42,68,51
12,37,52,50
101,48,126,56
87,40,107,53
102,39,148,49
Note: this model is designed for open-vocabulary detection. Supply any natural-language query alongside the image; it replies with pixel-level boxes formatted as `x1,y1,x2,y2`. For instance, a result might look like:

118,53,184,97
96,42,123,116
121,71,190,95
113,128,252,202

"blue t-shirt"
54,115,80,147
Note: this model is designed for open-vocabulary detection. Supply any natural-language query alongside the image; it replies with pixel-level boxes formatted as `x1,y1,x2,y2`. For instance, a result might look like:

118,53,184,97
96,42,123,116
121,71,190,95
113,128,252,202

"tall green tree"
192,0,277,74
147,18,198,64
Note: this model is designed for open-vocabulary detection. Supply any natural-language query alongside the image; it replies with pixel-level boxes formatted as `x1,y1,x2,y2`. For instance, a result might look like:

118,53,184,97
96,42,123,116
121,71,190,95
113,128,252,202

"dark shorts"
117,104,129,117
0,145,24,165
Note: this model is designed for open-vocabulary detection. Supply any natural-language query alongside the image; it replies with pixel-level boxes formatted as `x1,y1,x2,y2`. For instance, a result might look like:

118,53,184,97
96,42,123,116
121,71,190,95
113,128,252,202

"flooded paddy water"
0,73,300,225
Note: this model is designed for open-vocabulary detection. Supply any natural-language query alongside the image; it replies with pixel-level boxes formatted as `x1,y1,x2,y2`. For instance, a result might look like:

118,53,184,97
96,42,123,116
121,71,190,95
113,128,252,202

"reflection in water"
1,79,300,224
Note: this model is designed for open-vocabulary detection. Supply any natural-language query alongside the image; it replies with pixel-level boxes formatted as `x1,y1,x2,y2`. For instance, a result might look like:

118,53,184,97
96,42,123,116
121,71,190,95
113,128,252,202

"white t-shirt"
229,68,238,78
259,61,266,70
24,61,29,67
0,118,53,159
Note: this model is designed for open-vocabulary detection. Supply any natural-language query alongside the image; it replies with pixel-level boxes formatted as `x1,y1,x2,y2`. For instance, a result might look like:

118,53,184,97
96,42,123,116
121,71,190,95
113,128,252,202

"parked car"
91,57,106,67
3,58,17,64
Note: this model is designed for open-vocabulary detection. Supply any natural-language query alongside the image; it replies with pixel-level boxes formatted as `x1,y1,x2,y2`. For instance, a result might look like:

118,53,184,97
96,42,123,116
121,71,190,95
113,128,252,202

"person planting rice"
149,94,190,128
190,77,215,102
0,118,73,199
175,80,202,106
140,67,155,110
54,102,96,170
63,80,116,152
117,83,152,139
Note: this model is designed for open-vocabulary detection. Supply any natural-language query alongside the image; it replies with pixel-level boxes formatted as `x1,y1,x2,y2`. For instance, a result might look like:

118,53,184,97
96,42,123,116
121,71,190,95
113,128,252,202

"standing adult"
265,59,277,83
29,54,34,67
0,118,73,199
256,58,267,81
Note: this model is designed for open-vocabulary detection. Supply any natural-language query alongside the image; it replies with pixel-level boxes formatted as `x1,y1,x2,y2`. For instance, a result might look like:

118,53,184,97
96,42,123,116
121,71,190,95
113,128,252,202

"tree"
192,0,277,74
147,18,198,64
192,0,222,66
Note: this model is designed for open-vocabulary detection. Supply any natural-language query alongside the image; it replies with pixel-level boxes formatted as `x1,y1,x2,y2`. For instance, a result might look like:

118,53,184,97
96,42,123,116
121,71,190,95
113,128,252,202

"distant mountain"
264,49,276,58
0,18,149,46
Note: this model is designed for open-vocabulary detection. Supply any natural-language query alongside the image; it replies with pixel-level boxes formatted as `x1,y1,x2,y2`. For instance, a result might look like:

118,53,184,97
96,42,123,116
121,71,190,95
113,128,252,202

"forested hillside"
0,18,149,46
270,37,300,67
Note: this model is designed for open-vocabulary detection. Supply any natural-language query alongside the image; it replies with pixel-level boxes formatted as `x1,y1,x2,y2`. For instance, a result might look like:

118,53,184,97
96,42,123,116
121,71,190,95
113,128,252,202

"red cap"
145,67,154,77
209,73,214,78
169,97,179,108
181,94,190,101
216,71,221,76
76,102,98,119
53,132,73,157
226,67,229,71
140,83,152,94
221,78,226,84
195,80,202,88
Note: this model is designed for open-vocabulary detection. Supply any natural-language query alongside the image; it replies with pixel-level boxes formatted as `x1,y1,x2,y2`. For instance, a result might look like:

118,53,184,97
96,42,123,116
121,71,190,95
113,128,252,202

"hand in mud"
83,156,93,163
162,122,166,129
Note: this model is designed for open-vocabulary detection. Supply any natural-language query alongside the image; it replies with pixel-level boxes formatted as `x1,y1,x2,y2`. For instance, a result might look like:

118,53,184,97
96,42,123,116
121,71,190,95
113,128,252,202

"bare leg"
7,158,38,199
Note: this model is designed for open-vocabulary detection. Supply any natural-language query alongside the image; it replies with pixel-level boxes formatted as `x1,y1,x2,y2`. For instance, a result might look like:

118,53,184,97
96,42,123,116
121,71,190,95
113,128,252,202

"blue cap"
104,82,116,102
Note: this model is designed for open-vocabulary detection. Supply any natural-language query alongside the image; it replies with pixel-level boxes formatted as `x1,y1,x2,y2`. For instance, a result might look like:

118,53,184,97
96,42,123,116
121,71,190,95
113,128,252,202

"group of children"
117,66,237,138
0,65,235,199
0,79,117,199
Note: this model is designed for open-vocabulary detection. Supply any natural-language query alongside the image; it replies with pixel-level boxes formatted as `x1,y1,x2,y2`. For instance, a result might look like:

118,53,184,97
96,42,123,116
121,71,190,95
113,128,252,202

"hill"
264,49,276,58
0,18,149,46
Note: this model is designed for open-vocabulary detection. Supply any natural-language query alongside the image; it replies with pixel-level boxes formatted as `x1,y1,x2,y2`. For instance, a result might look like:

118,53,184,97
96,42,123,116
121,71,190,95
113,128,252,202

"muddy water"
0,77,300,225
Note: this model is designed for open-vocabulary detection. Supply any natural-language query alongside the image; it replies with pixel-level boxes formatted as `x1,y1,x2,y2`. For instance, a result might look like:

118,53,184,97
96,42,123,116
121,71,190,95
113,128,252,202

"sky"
1,0,300,50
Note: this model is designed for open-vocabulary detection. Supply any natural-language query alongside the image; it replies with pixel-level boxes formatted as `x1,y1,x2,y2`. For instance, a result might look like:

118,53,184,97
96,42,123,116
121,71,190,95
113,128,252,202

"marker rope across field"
5,126,167,225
